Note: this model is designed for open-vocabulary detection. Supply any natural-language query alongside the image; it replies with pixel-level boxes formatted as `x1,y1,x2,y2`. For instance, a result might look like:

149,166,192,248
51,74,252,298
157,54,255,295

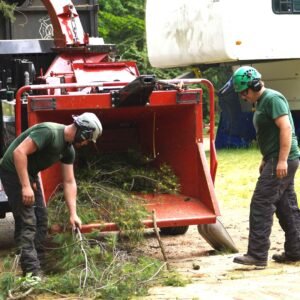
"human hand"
276,160,288,178
22,185,35,206
70,214,82,230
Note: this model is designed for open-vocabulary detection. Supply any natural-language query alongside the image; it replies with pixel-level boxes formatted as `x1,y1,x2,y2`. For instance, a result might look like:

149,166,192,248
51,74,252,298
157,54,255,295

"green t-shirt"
253,89,300,161
0,122,75,178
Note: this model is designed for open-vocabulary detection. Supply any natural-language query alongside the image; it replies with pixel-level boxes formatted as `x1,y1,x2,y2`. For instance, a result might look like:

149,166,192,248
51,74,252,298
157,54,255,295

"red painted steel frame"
15,79,219,232
42,0,88,48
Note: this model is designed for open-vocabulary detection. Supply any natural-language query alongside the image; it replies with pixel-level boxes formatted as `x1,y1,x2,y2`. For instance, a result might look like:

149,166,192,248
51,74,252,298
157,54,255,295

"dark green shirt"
0,122,75,178
253,89,299,161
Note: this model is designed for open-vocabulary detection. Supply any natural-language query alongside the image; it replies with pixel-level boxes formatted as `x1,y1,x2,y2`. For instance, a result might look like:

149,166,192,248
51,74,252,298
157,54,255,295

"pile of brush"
48,149,180,237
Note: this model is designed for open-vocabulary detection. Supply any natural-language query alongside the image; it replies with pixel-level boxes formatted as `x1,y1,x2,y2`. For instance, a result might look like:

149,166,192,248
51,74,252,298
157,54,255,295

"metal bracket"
110,90,120,107
176,91,200,104
30,98,56,111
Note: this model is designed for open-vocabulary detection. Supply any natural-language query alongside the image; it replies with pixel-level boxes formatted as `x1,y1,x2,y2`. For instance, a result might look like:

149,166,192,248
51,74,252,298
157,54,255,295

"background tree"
0,0,16,22
98,0,184,78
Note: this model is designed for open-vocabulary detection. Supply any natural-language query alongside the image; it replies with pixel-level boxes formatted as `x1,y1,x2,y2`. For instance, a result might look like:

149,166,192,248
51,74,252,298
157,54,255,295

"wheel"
0,213,15,249
197,218,238,253
159,226,189,236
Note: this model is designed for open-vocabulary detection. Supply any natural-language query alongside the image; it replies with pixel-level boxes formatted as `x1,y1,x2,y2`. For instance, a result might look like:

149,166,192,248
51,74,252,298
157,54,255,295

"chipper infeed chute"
15,76,220,233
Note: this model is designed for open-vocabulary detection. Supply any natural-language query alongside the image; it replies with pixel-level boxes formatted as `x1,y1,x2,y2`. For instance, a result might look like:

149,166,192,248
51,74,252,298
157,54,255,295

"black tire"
159,226,189,236
197,218,238,253
0,213,15,249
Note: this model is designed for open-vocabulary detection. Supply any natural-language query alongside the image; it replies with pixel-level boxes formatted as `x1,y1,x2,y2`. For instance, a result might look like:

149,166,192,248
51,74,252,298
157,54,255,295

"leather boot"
233,254,267,267
272,252,300,263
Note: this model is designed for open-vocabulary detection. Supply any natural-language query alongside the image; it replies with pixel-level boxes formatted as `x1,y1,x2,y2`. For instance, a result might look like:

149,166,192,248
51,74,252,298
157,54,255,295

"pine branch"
0,0,16,22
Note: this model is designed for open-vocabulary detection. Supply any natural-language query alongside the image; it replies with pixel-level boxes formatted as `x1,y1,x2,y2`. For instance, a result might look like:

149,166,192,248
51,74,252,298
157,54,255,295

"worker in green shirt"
232,66,300,267
0,112,102,278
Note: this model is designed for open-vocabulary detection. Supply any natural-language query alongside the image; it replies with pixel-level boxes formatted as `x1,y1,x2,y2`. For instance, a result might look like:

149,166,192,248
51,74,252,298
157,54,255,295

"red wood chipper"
3,0,237,252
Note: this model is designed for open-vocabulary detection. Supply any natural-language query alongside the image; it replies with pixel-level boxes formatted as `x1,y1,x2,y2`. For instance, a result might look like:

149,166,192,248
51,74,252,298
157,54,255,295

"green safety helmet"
232,66,262,93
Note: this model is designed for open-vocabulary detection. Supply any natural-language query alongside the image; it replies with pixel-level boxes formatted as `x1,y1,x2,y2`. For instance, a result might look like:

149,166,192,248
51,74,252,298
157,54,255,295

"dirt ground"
1,205,300,300
136,204,300,300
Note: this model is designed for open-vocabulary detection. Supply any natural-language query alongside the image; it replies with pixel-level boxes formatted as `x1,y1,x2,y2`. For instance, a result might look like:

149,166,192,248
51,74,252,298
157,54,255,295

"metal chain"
69,5,79,44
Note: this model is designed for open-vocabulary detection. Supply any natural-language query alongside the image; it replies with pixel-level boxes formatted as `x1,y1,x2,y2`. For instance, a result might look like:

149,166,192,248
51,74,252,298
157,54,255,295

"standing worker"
0,112,102,277
232,66,300,267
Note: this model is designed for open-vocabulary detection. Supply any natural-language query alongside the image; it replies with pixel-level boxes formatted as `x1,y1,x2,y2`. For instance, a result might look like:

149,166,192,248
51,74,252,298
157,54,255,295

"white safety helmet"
72,112,102,143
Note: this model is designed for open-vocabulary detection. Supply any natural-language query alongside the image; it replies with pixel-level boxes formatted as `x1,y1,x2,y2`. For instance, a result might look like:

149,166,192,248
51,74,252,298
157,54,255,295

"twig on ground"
8,287,34,300
73,228,90,289
152,210,170,271
141,262,167,284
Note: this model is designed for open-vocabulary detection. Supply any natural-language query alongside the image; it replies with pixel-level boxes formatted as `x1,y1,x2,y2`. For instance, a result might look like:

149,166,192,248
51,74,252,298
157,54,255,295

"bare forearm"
13,150,31,187
64,181,77,216
61,163,81,228
278,126,291,162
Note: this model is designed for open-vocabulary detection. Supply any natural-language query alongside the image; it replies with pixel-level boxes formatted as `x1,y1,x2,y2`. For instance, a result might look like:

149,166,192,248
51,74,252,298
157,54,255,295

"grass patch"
162,271,192,287
213,145,300,208
214,146,261,208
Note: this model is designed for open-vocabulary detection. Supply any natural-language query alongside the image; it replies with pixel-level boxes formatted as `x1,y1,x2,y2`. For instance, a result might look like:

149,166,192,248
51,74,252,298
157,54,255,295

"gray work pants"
248,158,300,261
0,168,48,275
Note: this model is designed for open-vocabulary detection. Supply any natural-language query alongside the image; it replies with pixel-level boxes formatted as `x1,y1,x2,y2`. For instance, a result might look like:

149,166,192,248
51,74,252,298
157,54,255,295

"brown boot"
233,254,267,267
272,252,300,263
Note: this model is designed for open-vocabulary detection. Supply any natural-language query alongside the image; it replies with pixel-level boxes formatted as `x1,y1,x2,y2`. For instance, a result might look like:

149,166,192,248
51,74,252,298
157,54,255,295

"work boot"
272,252,300,263
233,254,267,267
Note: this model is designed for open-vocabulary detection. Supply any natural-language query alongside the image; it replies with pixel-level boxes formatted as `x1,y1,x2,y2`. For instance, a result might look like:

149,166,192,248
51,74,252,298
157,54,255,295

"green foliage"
41,273,80,294
0,0,16,22
0,233,163,299
162,272,191,287
0,256,16,298
48,150,180,243
202,65,232,91
100,256,162,299
2,255,13,270
97,0,187,78
0,257,44,299
98,0,145,61
0,271,14,298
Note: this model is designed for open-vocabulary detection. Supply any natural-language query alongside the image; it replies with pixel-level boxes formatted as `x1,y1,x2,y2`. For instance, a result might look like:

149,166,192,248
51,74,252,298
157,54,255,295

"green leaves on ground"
0,234,164,299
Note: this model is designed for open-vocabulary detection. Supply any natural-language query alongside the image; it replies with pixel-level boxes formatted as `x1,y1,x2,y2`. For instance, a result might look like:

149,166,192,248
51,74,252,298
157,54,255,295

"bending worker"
232,66,300,267
0,112,102,277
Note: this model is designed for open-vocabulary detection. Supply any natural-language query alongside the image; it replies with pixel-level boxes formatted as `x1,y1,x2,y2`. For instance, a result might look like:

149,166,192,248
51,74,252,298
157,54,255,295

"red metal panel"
79,194,217,233
17,79,219,231
42,0,87,47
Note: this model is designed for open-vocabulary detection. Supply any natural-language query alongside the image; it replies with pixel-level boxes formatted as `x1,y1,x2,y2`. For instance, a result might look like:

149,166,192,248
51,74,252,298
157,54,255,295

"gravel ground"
138,205,300,300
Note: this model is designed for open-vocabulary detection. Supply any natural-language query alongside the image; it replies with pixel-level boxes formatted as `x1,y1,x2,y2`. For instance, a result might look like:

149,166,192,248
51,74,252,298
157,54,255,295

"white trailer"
146,0,300,146
146,0,300,67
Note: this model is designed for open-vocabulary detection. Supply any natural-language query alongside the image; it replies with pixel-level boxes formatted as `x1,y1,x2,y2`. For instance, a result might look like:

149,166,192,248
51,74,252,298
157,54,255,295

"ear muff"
247,78,262,92
74,125,95,143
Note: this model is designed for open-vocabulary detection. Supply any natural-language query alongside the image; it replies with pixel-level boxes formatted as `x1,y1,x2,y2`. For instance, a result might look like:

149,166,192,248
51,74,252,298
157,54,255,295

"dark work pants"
248,158,300,261
0,168,48,275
